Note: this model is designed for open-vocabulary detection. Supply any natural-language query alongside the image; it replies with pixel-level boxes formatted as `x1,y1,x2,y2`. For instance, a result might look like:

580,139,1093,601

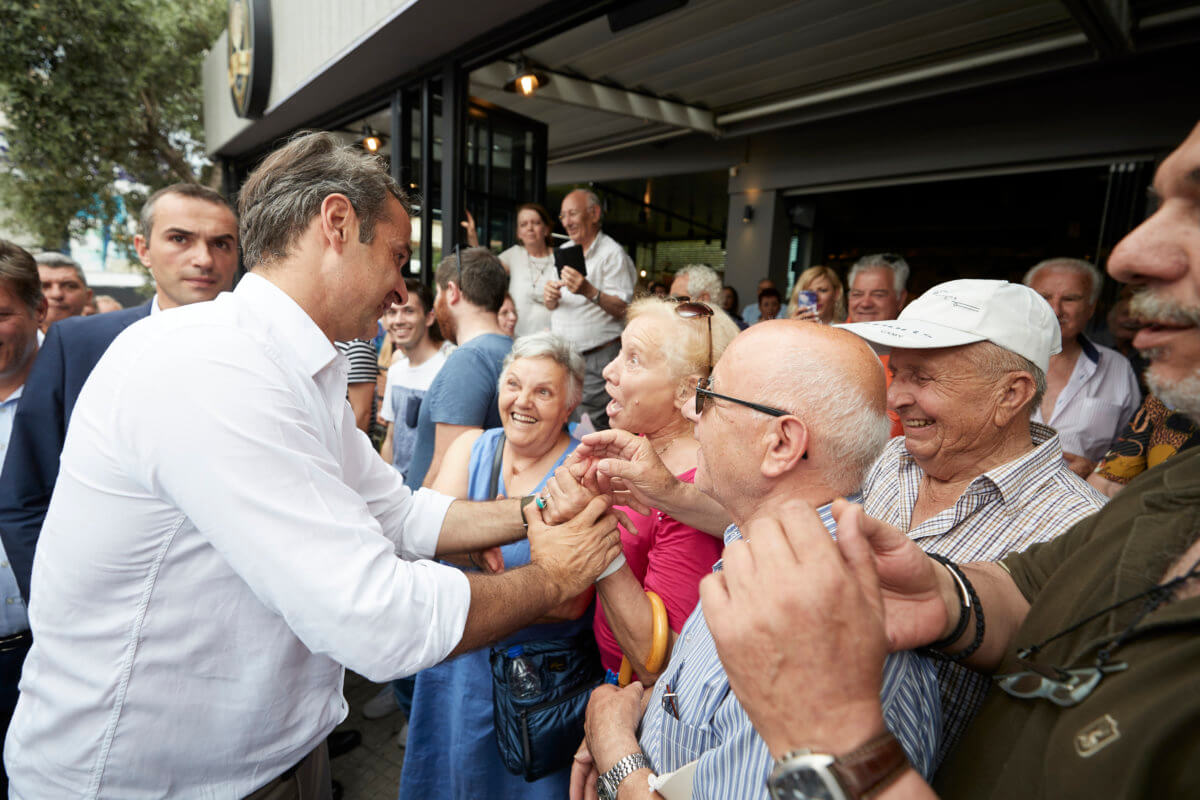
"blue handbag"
489,632,604,782
484,432,603,781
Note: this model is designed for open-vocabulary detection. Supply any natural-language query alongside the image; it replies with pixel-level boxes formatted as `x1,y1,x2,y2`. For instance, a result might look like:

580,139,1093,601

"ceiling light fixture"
361,124,383,153
503,57,550,97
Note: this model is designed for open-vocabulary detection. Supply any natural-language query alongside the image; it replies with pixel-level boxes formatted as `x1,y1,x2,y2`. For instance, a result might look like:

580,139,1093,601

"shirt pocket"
655,706,720,770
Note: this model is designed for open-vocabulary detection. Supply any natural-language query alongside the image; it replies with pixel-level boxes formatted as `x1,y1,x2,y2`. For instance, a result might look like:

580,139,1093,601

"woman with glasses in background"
564,297,739,685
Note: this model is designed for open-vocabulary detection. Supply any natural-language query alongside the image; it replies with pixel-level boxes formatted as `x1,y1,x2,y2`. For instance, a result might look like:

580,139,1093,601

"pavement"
331,671,408,799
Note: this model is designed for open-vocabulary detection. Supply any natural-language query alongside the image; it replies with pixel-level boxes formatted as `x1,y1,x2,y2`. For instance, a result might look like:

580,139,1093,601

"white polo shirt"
549,231,635,352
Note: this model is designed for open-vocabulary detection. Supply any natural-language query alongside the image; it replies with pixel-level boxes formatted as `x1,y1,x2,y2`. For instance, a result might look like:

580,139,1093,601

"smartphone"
553,246,587,278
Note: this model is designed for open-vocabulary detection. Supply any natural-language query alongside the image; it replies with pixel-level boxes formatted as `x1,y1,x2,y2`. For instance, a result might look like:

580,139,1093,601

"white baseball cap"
837,279,1061,372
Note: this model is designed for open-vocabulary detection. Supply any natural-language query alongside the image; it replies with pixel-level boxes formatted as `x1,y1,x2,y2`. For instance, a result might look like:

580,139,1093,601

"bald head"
713,320,891,498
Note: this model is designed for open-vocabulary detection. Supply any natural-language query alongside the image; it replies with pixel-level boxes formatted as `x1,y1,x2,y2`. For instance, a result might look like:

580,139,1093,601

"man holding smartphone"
544,189,636,430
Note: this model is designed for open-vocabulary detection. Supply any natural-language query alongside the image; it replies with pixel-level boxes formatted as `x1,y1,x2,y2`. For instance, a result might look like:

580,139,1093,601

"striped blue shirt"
637,501,942,798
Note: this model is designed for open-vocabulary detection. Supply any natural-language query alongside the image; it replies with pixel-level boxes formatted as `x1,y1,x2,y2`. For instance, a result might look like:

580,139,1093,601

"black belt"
581,337,620,357
0,630,32,653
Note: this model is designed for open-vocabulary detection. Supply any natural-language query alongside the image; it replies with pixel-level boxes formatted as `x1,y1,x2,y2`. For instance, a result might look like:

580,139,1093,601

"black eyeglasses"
694,375,791,418
670,298,713,377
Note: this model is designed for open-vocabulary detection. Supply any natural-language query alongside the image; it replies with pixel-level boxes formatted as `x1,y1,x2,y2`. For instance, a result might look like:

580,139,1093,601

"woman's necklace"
526,248,554,304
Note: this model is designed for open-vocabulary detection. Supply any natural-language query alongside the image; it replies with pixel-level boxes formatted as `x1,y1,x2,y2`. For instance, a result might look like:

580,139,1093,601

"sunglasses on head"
668,297,713,377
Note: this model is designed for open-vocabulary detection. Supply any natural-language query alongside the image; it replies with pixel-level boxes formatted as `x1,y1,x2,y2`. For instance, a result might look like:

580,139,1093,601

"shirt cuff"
403,488,456,560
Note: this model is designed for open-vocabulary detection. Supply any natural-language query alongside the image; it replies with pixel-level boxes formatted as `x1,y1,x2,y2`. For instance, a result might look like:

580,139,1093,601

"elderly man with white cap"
837,279,1107,767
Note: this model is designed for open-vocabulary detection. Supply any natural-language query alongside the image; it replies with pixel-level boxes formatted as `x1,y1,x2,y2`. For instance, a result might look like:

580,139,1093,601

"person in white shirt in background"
4,131,623,800
380,277,447,478
544,189,636,431
1024,257,1141,477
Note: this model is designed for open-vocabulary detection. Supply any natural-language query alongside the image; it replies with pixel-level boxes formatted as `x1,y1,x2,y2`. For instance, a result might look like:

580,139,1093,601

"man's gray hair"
677,264,723,301
964,341,1047,416
238,131,412,270
34,252,88,287
757,351,892,497
848,253,908,295
500,331,586,411
579,189,602,213
1022,258,1103,305
141,183,236,240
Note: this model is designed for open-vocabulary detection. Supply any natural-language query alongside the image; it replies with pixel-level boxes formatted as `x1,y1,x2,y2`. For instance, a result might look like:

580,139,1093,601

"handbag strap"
488,431,506,499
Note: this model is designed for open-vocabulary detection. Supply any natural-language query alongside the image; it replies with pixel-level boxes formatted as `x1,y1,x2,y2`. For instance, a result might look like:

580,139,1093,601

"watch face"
772,768,840,800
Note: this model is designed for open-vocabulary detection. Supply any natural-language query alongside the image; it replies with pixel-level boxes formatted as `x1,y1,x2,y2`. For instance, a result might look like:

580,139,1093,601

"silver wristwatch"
597,752,651,800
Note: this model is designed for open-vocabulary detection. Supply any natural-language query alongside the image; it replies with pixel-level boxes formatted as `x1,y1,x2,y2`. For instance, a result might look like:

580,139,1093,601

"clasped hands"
544,266,595,309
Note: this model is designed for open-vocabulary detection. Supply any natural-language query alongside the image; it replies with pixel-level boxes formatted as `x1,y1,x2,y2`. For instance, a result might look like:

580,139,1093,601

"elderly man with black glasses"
565,320,942,800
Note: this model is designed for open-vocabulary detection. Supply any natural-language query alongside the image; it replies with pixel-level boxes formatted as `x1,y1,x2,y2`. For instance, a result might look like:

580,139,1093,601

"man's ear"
133,234,151,267
760,417,809,479
424,308,436,329
319,193,355,251
994,371,1037,427
34,296,48,326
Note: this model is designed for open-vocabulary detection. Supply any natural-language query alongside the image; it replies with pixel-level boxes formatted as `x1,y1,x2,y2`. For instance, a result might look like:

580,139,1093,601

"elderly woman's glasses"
670,298,714,377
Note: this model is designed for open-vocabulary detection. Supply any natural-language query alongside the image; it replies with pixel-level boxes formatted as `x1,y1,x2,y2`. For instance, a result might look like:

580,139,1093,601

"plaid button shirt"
860,422,1107,767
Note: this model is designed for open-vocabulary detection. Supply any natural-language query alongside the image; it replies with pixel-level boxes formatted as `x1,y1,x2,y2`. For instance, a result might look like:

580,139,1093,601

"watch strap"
830,730,908,799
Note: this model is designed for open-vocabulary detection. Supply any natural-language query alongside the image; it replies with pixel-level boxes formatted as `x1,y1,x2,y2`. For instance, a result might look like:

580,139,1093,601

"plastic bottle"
506,645,541,699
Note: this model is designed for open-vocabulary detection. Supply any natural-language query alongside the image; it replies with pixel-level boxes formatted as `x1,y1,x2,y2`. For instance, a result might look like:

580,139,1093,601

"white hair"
677,264,723,301
1022,258,1103,305
500,331,586,410
757,349,892,496
848,253,908,295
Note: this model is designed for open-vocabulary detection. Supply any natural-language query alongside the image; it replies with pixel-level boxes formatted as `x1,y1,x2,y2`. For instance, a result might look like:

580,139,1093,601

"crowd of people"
0,118,1196,800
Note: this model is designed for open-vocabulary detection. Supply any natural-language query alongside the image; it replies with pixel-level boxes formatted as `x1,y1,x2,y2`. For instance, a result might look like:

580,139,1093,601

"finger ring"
535,496,548,510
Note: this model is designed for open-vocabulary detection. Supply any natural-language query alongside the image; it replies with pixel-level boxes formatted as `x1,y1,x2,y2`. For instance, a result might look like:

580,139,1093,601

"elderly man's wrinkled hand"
583,682,646,774
526,496,622,600
576,429,675,515
544,279,564,309
700,499,889,757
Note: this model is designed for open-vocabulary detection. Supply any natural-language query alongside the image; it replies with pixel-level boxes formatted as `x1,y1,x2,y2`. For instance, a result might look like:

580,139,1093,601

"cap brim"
835,320,987,353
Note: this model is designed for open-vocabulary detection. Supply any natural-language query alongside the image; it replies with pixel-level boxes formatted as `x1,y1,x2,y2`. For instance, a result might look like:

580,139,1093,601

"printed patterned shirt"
638,502,943,798
860,422,1107,767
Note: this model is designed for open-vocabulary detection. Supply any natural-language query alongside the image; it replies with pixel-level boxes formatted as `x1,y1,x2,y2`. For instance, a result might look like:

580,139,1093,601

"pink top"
592,468,725,674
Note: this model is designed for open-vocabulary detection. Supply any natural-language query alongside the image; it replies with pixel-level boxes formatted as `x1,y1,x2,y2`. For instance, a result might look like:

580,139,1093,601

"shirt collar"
898,422,1064,507
234,273,339,378
718,493,859,566
1078,334,1100,365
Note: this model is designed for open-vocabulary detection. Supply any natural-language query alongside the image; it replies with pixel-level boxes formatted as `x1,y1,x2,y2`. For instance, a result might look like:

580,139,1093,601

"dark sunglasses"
669,298,713,377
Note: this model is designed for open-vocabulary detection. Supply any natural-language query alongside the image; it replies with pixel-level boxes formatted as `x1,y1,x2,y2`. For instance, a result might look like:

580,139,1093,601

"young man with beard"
405,246,511,489
380,278,446,478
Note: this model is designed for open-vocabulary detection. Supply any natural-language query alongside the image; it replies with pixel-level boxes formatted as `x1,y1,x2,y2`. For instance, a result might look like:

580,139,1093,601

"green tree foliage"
0,0,225,247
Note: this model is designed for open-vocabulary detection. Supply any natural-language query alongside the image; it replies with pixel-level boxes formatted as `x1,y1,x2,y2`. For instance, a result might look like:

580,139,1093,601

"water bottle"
506,645,541,700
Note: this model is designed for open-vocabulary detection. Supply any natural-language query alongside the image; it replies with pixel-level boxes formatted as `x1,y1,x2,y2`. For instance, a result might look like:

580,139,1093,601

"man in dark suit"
0,183,238,601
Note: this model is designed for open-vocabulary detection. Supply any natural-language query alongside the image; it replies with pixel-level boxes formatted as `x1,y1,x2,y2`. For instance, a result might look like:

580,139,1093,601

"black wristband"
519,495,536,529
924,554,969,649
920,555,985,663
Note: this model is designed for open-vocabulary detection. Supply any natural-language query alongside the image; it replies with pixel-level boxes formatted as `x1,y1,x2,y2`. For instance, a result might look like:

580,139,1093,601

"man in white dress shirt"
543,189,636,430
1024,258,1141,477
4,133,621,800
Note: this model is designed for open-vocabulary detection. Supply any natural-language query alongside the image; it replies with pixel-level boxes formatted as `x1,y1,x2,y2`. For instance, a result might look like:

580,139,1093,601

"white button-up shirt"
1032,336,1141,461
549,231,635,352
6,274,468,799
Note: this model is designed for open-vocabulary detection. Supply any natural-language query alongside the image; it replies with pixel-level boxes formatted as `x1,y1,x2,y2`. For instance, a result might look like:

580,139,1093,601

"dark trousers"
0,630,33,797
243,743,332,800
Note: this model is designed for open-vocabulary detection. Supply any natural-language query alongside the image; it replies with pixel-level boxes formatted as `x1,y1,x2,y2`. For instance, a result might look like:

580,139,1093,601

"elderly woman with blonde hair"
542,297,740,686
787,265,846,324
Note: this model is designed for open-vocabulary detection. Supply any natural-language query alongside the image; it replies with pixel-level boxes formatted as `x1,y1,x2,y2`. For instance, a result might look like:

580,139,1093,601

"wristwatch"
767,731,907,800
597,752,651,800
